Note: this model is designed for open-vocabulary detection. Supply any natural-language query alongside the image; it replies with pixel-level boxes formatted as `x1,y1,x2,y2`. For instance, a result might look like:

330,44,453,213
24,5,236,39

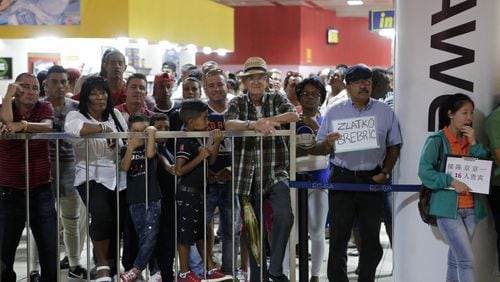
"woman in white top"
65,76,127,282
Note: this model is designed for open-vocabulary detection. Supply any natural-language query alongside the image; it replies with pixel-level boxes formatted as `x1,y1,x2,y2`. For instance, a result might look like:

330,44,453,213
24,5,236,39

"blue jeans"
437,208,476,282
189,246,204,277
206,182,241,274
129,200,161,273
0,185,57,282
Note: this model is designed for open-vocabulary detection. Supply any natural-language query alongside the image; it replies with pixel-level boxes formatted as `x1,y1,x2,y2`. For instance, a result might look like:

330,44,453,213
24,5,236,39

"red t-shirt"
115,103,154,117
0,101,54,189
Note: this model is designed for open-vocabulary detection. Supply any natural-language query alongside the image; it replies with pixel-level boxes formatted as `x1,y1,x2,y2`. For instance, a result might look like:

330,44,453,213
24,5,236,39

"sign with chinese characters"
445,155,493,194
332,116,379,153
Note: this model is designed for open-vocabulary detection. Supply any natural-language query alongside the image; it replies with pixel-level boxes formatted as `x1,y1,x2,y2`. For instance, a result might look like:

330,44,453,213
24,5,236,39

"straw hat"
239,57,269,77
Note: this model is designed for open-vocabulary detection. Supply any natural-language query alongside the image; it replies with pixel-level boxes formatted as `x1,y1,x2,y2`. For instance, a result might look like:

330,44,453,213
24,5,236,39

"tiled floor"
11,226,393,282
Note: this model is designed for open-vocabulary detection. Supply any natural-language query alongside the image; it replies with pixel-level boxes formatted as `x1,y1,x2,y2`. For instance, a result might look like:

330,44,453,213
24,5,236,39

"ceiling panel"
213,0,394,17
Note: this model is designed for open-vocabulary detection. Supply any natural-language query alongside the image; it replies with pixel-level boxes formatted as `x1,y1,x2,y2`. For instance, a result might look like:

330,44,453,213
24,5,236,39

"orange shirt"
443,126,474,208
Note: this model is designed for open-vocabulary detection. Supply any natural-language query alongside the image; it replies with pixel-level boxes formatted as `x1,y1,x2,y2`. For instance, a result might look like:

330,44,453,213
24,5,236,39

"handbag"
418,185,437,226
417,136,444,226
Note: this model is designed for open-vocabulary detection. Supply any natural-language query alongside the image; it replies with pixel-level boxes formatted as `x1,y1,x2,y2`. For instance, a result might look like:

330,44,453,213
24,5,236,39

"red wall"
197,6,392,68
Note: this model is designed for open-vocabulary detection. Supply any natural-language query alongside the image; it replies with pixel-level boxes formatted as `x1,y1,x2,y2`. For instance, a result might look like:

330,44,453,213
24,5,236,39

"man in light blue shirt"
316,64,402,282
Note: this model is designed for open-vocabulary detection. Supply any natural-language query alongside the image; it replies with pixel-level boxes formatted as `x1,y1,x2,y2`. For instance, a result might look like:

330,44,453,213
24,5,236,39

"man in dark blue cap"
314,64,402,282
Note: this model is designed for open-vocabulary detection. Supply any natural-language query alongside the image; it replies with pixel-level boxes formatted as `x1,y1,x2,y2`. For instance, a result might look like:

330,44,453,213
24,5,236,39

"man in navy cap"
314,64,402,282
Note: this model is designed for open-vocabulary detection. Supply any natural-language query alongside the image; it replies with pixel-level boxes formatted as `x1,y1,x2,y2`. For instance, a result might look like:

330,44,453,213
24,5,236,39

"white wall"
394,0,500,281
0,38,196,102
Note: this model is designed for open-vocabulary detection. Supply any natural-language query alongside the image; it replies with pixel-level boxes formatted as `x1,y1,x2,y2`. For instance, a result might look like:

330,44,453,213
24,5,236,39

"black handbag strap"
110,110,126,144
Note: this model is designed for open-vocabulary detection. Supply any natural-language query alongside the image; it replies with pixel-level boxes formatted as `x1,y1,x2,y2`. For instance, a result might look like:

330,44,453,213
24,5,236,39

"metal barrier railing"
0,127,301,282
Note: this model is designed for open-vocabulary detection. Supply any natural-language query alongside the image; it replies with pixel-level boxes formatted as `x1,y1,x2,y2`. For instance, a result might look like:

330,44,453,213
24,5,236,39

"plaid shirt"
225,92,296,196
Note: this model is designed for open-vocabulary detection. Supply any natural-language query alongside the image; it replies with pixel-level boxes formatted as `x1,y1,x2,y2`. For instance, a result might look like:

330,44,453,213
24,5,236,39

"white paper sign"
332,116,379,153
445,156,493,195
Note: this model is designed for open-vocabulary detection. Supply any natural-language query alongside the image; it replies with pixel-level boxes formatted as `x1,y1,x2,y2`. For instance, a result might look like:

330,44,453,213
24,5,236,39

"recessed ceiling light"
216,49,227,56
202,46,212,55
347,0,364,6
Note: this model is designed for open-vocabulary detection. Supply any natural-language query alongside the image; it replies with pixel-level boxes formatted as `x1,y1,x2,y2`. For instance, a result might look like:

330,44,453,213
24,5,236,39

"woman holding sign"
418,93,488,282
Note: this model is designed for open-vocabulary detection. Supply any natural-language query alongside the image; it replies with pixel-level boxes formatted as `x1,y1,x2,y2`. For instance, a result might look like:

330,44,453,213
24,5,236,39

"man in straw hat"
225,57,299,282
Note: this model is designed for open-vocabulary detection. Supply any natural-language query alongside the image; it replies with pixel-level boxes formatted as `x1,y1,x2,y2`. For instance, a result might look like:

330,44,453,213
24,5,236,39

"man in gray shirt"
315,64,402,282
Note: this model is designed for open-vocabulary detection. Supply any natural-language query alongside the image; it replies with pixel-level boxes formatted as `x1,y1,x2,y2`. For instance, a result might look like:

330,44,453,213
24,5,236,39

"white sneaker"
147,272,162,282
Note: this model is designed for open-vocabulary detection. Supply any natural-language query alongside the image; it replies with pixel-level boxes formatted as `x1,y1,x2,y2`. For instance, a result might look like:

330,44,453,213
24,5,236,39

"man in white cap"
225,57,299,282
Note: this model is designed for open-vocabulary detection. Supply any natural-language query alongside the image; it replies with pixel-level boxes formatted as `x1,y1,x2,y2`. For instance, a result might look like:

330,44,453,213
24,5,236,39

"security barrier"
0,126,407,282
0,127,301,282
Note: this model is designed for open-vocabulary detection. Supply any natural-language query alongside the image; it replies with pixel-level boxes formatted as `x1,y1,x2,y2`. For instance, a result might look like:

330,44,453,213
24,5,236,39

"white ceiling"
213,0,394,17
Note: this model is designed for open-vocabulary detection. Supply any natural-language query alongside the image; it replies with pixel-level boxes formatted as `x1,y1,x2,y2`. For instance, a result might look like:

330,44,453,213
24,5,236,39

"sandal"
95,265,112,282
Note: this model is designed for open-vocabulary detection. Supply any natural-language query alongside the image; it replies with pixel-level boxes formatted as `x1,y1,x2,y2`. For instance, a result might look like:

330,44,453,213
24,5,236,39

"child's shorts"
176,186,204,245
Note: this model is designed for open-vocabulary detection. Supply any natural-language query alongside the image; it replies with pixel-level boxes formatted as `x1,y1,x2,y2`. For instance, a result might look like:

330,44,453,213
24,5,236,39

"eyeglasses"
247,74,268,83
301,91,321,98
349,79,372,86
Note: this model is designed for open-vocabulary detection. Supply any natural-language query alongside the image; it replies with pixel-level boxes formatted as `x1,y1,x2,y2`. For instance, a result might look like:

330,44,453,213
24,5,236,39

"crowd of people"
0,47,498,282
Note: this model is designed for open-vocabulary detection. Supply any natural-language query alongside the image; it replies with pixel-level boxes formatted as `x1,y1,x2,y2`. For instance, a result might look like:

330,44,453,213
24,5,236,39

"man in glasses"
225,57,299,282
315,64,402,282
0,72,56,282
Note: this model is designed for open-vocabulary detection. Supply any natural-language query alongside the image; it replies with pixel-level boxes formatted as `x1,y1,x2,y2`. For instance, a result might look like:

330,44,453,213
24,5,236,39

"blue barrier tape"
289,181,421,192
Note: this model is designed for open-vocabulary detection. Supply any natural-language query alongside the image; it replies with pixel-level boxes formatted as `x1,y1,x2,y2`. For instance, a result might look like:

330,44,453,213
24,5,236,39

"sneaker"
29,270,40,282
60,256,70,269
147,272,162,282
348,249,359,256
178,271,201,282
67,265,88,281
236,268,248,282
268,272,289,282
206,268,229,281
121,269,138,282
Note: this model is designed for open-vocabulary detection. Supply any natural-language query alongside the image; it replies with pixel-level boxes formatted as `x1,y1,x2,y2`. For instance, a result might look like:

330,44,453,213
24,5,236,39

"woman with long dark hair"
65,76,128,282
418,93,488,282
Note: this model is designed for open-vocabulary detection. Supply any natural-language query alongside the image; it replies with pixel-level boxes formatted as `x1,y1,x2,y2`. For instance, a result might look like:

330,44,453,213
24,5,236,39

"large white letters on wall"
394,1,500,281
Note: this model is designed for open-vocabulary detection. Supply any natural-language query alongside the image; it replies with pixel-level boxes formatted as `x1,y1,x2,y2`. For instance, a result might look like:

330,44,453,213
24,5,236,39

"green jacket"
418,130,489,221
485,106,500,187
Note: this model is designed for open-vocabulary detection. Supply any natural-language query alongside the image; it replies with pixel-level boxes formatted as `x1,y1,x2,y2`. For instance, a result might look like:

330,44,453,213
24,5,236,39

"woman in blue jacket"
418,93,488,282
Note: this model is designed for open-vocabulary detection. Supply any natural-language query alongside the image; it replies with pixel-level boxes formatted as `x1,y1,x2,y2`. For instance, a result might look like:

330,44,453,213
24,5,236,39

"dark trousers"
327,168,384,282
246,180,294,282
77,181,136,271
489,186,500,272
0,184,57,282
156,184,176,282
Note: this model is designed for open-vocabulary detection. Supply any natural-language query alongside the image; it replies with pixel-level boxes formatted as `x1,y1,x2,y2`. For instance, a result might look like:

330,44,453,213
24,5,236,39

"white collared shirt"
65,109,128,191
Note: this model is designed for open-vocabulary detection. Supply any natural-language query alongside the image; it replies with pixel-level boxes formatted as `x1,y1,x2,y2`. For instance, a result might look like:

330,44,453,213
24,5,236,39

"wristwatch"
380,168,391,180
